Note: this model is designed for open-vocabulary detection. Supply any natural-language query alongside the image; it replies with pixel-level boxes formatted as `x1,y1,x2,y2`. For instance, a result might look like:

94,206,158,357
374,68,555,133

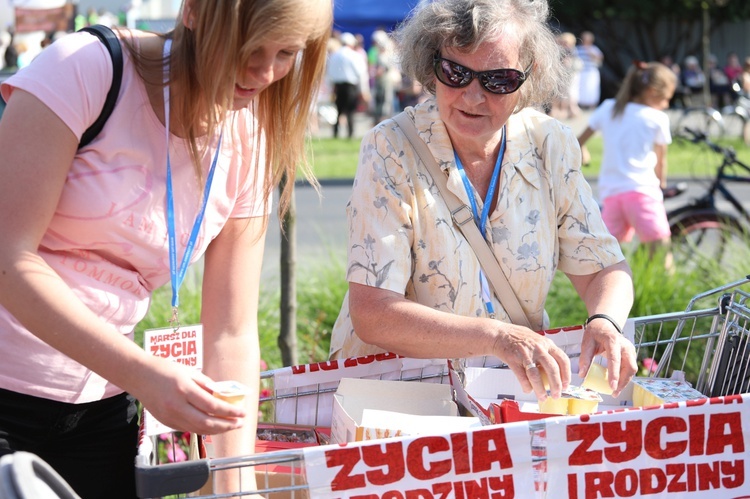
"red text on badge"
145,326,203,369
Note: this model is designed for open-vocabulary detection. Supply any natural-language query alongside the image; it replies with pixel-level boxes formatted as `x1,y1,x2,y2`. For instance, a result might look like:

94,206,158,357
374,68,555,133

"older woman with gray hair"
329,0,636,402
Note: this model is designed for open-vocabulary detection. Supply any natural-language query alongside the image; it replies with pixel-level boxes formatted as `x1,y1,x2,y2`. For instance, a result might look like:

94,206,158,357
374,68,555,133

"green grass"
306,137,362,180
307,134,750,180
590,135,750,178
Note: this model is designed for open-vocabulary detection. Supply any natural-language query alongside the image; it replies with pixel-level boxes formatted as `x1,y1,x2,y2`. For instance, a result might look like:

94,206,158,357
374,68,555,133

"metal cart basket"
135,277,750,498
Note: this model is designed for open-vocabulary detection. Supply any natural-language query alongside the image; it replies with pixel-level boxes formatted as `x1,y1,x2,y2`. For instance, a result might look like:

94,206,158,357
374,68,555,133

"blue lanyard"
163,39,223,319
454,126,506,317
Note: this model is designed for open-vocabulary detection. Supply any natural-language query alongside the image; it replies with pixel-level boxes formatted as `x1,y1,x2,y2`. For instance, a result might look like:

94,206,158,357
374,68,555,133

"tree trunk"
702,4,712,108
278,175,298,367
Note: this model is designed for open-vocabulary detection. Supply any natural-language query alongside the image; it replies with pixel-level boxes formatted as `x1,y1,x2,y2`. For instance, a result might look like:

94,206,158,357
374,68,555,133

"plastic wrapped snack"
537,385,602,416
631,377,706,407
209,380,248,406
566,385,602,415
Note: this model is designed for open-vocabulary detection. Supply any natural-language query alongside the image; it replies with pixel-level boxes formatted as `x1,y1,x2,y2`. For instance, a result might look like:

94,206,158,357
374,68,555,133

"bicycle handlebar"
681,127,747,169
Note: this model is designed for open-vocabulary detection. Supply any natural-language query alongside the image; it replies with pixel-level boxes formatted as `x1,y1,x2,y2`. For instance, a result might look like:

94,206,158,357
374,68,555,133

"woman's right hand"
133,356,246,435
492,324,571,401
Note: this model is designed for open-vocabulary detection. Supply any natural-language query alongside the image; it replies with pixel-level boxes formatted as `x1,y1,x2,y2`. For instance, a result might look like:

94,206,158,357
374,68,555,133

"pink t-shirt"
0,31,270,403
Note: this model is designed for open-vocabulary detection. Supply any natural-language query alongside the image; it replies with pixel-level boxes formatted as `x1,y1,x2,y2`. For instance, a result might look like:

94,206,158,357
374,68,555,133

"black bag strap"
77,25,123,148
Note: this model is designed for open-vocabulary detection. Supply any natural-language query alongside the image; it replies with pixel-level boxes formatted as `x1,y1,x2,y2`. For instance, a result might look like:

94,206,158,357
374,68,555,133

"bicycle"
670,105,725,139
667,127,750,267
719,83,750,145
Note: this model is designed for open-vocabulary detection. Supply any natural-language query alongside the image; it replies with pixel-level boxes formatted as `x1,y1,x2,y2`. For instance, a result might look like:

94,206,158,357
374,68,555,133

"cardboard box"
330,378,479,443
451,365,633,424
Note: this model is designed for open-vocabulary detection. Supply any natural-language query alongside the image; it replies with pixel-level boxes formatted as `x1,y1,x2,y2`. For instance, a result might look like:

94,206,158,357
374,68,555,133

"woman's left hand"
579,319,637,397
567,262,636,397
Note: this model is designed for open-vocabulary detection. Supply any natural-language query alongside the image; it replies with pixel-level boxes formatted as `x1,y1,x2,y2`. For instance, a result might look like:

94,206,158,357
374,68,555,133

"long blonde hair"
127,0,332,218
612,61,677,118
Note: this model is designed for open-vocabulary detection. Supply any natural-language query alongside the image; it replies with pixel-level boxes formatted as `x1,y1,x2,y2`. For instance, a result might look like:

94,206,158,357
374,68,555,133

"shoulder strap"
78,25,124,148
392,111,533,329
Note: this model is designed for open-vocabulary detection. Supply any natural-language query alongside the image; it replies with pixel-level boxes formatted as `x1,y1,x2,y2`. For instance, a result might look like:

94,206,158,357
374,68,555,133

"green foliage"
548,0,745,24
258,259,348,368
305,137,362,180
544,273,588,328
540,238,750,330
627,244,748,317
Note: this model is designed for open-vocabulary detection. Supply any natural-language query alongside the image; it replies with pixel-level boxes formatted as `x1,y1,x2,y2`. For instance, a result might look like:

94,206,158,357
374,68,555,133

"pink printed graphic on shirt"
56,165,153,220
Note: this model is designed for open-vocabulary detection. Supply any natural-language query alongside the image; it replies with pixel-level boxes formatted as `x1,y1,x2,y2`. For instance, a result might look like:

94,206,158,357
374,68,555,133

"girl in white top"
0,0,332,496
578,61,677,266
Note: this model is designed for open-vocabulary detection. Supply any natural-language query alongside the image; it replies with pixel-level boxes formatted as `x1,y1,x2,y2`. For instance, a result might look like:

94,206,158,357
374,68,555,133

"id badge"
143,323,203,435
144,324,204,369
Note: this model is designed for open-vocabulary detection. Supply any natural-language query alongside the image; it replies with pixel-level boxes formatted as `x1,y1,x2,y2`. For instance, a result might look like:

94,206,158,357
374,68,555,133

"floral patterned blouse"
329,98,624,360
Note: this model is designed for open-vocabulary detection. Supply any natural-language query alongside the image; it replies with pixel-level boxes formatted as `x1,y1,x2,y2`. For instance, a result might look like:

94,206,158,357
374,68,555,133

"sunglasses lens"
482,70,524,94
436,59,470,88
434,56,529,94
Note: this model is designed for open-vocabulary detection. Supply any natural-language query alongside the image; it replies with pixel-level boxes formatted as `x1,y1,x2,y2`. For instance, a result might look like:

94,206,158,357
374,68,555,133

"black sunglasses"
433,54,533,94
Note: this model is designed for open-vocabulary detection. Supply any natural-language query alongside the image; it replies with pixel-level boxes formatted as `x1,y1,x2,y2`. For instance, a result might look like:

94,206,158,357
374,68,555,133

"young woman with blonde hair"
0,0,332,496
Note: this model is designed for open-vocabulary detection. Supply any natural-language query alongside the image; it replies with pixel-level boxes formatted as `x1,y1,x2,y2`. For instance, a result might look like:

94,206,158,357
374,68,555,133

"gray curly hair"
395,0,570,111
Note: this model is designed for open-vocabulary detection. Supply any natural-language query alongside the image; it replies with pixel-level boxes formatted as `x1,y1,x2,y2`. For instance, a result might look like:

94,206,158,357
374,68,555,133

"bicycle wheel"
720,107,748,141
670,210,747,269
675,107,725,139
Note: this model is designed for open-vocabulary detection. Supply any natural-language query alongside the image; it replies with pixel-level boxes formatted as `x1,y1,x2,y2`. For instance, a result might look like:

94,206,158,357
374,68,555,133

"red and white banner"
303,421,535,498
546,394,750,498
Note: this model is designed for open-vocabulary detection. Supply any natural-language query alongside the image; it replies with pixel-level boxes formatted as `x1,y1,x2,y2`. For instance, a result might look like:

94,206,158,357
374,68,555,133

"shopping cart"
631,276,750,396
135,276,750,498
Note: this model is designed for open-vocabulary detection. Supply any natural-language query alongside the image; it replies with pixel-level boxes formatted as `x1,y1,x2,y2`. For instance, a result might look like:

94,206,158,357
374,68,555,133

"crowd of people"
320,27,611,137
321,27,609,138
317,28,429,138
664,51,750,109
320,24,750,139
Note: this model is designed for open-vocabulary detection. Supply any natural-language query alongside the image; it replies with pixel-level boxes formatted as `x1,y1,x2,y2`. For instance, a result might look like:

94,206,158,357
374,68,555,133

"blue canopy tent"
333,0,422,49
